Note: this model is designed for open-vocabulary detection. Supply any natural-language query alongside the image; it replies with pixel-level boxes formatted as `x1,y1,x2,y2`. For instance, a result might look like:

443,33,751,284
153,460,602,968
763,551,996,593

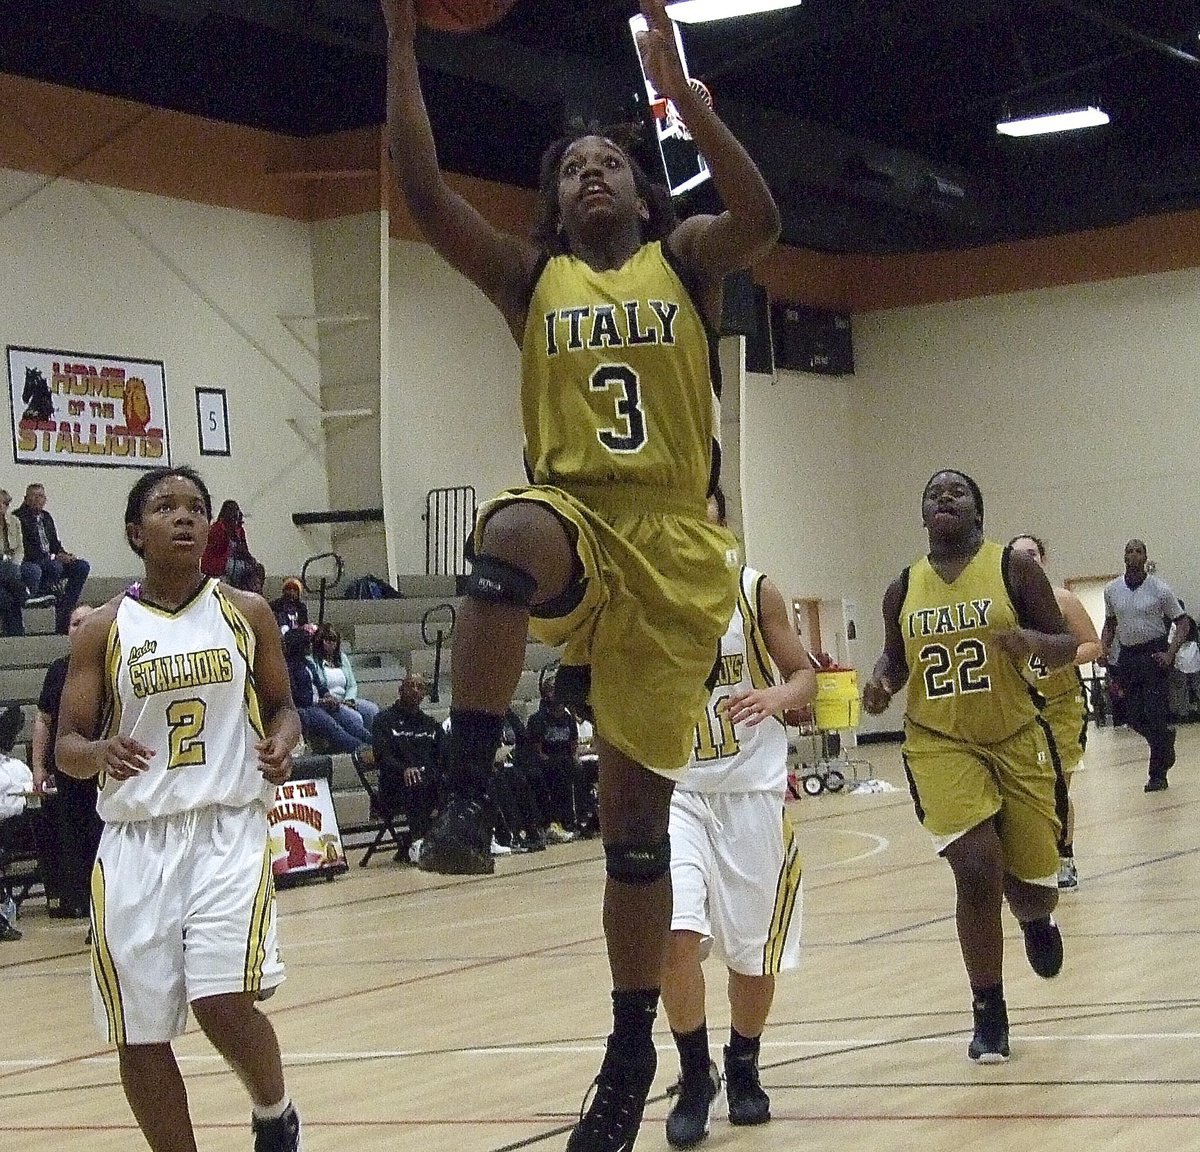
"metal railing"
425,485,476,577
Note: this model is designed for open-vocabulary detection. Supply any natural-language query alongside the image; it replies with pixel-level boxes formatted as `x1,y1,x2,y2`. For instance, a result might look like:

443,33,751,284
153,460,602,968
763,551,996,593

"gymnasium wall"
382,238,525,575
0,164,331,577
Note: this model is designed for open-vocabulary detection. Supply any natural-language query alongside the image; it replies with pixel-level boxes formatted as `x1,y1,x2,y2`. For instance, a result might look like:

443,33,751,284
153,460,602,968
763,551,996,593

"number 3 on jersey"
591,364,646,453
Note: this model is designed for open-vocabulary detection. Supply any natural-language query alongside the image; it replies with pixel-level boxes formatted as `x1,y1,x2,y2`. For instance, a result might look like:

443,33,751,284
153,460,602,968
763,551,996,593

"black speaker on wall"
720,271,774,375
770,301,854,376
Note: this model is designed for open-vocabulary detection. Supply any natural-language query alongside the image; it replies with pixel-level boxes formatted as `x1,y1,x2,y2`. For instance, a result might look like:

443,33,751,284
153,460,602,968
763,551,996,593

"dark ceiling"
4,0,1200,254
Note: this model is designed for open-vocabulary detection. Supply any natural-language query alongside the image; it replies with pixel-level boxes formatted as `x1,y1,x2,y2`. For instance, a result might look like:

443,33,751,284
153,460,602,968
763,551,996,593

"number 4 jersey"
900,540,1038,745
522,240,720,502
97,579,274,823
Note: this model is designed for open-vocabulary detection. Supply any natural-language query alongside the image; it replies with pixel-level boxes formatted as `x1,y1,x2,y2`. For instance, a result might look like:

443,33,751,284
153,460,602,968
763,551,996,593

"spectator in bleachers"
32,603,100,919
527,675,584,840
283,626,369,758
270,577,309,634
491,707,551,853
312,622,380,727
12,483,90,634
201,499,265,592
1,489,44,600
0,701,34,940
372,674,443,847
1,488,52,636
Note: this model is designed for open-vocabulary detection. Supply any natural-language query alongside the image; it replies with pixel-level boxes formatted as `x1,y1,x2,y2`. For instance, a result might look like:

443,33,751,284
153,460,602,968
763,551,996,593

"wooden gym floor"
3,722,1198,1151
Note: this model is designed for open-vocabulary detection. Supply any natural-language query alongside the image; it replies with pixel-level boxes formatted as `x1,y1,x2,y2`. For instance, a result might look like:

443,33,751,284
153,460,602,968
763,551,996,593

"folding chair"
352,759,412,867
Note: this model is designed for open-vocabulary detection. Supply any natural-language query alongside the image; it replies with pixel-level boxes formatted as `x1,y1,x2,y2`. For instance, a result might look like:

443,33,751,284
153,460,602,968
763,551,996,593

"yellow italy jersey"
901,540,1037,744
521,240,720,507
1025,651,1083,706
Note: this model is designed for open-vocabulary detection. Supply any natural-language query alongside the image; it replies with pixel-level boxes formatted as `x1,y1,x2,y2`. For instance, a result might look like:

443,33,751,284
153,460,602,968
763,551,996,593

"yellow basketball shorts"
901,717,1065,886
1041,688,1087,775
475,484,738,775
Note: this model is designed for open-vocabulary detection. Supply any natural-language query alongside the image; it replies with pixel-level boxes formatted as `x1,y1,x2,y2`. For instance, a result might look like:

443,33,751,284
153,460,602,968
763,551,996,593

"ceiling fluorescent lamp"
996,106,1109,137
665,0,802,23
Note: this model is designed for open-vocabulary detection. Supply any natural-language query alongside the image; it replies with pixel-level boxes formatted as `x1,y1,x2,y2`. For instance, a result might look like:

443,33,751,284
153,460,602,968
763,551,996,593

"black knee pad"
465,553,536,608
605,837,671,885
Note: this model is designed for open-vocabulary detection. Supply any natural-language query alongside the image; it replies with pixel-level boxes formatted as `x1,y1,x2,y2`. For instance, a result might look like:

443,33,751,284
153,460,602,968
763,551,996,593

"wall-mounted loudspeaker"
769,301,854,376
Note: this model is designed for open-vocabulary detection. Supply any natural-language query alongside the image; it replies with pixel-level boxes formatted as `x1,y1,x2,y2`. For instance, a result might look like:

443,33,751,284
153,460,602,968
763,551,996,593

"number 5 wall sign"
196,387,230,457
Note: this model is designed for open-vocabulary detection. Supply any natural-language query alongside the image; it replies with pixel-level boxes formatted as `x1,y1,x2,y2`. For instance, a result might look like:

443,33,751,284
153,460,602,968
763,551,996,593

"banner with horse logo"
7,344,171,469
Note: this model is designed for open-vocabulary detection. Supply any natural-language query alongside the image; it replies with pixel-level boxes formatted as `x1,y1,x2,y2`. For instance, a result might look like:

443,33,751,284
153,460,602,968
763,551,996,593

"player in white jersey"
660,489,816,1149
57,466,303,1152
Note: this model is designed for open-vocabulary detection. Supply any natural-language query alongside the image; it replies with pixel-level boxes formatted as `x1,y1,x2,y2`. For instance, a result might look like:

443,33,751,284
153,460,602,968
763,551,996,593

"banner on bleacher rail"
7,345,170,468
268,776,349,886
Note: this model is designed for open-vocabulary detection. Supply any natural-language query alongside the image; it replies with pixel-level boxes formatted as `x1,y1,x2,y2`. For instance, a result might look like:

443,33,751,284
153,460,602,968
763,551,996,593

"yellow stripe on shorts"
90,859,126,1045
762,810,803,974
243,843,275,993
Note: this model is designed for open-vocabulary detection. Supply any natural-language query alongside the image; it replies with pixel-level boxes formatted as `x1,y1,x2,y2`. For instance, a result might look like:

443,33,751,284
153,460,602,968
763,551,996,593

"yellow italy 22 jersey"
901,540,1038,745
521,240,720,504
97,579,274,823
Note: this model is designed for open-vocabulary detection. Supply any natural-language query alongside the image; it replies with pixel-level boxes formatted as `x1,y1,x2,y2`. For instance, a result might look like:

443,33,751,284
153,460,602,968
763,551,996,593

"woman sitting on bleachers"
283,627,370,758
312,622,380,728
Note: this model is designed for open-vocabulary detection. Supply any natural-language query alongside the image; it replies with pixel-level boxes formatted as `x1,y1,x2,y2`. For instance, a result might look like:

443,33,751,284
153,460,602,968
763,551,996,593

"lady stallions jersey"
521,240,720,506
681,566,789,794
901,541,1038,745
97,579,273,823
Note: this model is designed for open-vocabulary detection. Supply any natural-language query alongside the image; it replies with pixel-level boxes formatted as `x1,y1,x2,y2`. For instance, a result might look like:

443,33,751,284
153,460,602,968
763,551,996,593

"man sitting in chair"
372,675,444,855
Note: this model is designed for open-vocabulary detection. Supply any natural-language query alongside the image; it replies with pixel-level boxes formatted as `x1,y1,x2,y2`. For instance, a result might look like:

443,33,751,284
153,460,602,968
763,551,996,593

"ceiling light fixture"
996,105,1110,137
664,0,802,24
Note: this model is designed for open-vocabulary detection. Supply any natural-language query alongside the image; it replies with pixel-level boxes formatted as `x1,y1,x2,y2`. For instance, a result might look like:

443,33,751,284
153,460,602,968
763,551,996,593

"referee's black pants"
1114,638,1175,782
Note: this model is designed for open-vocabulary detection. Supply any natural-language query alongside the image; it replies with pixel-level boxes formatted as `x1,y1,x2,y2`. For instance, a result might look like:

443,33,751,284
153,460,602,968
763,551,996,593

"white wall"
740,364,869,626
311,211,386,580
383,238,524,576
0,168,329,577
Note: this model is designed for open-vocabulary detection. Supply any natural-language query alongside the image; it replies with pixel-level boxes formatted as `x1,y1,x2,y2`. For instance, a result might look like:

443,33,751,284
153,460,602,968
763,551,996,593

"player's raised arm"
382,0,538,330
637,0,780,289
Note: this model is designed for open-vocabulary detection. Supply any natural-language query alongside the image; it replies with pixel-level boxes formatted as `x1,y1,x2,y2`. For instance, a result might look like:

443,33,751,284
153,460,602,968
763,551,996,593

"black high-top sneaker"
967,994,1010,1064
251,1103,301,1152
566,1038,657,1152
665,1059,723,1148
724,1045,770,1126
417,795,495,875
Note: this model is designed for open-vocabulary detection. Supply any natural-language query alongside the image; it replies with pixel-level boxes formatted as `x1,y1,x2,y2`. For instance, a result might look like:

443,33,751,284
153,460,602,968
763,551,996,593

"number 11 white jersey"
97,579,273,823
681,566,789,795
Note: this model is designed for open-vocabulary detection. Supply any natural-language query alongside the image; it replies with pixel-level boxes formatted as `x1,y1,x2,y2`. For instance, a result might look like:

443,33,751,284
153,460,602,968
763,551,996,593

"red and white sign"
268,777,348,883
8,345,171,469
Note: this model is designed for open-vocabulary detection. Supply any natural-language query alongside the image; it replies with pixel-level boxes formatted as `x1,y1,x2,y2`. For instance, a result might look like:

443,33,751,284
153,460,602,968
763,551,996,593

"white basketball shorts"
90,801,284,1044
668,788,803,976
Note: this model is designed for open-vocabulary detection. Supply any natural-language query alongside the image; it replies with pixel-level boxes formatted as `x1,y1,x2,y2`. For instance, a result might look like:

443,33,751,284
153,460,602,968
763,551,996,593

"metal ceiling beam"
1043,0,1200,70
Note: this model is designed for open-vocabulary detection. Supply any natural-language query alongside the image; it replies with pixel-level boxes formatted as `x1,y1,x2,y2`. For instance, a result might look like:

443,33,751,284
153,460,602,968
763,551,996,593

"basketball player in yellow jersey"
384,0,778,1147
1009,534,1102,889
57,466,303,1152
863,470,1077,1064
